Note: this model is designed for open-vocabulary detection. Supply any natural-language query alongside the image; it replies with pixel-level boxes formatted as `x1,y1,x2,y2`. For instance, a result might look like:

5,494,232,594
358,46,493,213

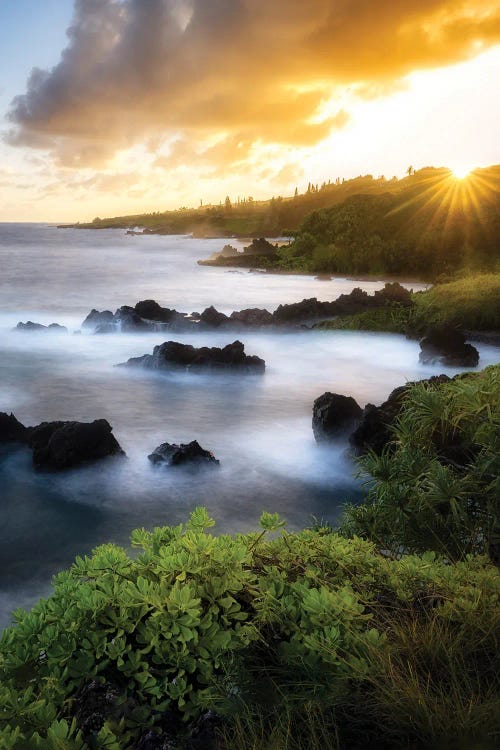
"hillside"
60,167,494,239
277,166,500,278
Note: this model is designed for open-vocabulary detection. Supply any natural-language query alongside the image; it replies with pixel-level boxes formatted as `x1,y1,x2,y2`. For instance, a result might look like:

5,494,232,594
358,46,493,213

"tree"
294,187,299,198
224,196,232,213
407,165,414,176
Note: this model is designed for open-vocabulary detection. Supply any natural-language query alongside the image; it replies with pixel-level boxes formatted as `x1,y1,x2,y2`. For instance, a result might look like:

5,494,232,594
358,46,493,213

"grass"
316,273,500,334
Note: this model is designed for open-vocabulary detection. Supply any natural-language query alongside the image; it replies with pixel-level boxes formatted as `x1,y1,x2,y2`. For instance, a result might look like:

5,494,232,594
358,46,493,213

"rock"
334,287,376,315
119,340,265,373
134,300,176,323
242,237,276,256
419,326,479,367
273,297,337,324
0,412,30,443
114,305,152,332
315,274,332,281
350,375,452,455
14,321,67,333
230,308,274,326
148,440,220,468
82,309,114,330
29,419,125,471
374,282,412,306
73,680,121,737
199,306,231,328
312,393,363,443
220,244,239,257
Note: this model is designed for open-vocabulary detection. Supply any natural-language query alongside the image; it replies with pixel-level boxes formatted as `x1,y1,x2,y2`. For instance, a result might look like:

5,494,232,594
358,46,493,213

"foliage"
279,167,500,278
316,273,500,334
0,502,499,748
342,365,500,561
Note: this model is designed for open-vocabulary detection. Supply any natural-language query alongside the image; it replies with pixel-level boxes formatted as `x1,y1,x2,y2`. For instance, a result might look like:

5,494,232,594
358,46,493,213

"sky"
1,0,500,222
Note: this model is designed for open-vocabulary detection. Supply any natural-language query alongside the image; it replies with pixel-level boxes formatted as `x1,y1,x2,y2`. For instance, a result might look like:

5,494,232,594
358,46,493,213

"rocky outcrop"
29,419,125,471
82,309,114,330
242,237,276,256
374,282,412,306
120,340,265,373
134,299,177,323
230,308,274,326
349,375,452,455
199,306,231,328
273,297,338,324
148,440,220,468
14,321,68,333
198,237,278,267
0,412,31,443
419,327,479,367
312,393,363,443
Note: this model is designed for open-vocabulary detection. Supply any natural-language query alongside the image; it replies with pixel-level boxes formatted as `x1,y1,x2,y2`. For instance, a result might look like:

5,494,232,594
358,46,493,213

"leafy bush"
1,506,499,749
342,365,500,561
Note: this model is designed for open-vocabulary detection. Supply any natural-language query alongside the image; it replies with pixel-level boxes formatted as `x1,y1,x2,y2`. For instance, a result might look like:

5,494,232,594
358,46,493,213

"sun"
451,164,474,179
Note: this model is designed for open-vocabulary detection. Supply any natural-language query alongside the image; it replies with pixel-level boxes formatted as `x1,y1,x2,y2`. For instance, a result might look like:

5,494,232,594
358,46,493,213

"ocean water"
0,223,498,627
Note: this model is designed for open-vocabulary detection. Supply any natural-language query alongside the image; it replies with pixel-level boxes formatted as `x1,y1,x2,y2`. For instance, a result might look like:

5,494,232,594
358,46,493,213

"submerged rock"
120,340,265,373
419,326,479,367
312,393,363,443
0,412,30,443
29,419,125,471
15,321,67,333
148,440,220,468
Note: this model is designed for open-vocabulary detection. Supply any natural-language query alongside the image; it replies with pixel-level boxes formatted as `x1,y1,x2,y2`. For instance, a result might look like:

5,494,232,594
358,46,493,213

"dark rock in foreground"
15,321,67,333
29,419,125,471
350,375,452,455
148,440,220,468
312,393,363,443
419,327,479,367
0,412,30,443
120,340,265,373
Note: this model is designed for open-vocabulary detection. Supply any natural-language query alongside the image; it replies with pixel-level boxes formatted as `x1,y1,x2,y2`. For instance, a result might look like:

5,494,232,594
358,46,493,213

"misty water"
1,223,498,627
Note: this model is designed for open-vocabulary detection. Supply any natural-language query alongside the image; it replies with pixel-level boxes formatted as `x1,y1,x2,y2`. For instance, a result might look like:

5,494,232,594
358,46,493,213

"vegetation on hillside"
317,273,500,334
1,368,499,749
278,167,500,278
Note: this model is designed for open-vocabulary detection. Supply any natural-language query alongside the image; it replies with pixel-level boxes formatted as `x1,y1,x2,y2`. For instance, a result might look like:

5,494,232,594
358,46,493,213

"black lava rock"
148,440,220,468
312,393,363,443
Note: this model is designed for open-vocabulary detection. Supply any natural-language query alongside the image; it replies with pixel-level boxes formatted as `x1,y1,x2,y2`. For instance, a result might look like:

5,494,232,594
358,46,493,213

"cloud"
6,0,500,167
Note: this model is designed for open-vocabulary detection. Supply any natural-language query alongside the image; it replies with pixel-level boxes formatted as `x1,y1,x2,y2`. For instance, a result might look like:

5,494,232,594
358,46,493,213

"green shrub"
342,365,500,561
1,507,499,749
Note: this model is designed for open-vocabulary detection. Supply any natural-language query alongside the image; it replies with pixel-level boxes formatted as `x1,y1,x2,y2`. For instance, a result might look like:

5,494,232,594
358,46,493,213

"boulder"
14,321,67,333
230,308,274,326
81,309,114,330
0,412,30,443
242,238,276,256
134,300,176,323
114,305,152,332
419,327,479,367
374,282,412,306
29,419,125,471
273,297,337,324
119,340,265,373
312,393,363,443
350,375,452,455
148,440,220,468
199,306,231,328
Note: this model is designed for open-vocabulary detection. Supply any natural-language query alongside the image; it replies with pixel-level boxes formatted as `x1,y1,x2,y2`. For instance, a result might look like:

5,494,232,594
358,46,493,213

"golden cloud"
6,0,500,168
